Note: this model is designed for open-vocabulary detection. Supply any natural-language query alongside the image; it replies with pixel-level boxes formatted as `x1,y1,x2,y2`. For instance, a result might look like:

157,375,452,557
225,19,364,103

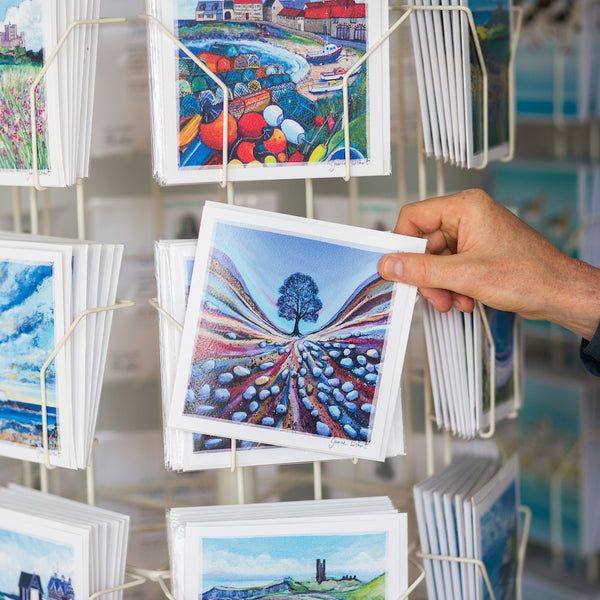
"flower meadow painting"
169,203,425,459
0,0,48,173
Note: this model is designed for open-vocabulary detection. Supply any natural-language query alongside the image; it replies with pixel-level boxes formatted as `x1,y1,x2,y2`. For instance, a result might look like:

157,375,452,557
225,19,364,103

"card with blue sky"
146,0,390,184
0,244,76,467
0,506,87,600
174,504,406,600
168,202,425,460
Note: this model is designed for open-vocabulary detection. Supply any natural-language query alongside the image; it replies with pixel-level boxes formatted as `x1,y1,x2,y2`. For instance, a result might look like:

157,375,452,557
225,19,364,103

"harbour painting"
0,526,75,600
173,0,386,178
199,532,387,600
0,258,60,452
0,0,48,173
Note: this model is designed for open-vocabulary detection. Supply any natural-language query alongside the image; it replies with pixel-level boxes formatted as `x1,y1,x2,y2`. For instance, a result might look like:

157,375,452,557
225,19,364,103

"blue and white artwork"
0,526,75,600
200,532,387,599
0,258,59,450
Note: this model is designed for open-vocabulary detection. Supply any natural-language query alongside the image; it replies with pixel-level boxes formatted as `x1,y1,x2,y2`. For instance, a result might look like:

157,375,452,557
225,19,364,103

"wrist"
550,257,600,340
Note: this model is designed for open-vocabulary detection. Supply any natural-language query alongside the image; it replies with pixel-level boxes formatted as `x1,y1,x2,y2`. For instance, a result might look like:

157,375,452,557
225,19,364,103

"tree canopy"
277,272,323,336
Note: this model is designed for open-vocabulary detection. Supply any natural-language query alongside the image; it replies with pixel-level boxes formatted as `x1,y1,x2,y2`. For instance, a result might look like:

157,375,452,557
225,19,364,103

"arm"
378,189,600,341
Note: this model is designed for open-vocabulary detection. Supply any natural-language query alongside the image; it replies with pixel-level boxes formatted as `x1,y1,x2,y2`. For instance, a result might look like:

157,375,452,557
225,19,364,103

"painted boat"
320,67,346,81
308,79,344,94
306,43,342,64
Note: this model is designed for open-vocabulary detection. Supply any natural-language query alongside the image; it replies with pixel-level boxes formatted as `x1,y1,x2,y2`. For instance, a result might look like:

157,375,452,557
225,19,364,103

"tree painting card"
0,507,87,600
0,0,64,186
150,0,390,183
169,202,425,460
460,0,512,168
183,516,406,600
0,245,74,466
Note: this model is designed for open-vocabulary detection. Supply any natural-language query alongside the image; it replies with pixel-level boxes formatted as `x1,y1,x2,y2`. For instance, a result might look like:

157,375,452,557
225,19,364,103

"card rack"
7,7,533,600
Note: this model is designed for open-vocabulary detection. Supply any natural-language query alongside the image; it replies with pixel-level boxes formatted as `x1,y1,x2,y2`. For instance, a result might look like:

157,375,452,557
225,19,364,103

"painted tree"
277,272,323,336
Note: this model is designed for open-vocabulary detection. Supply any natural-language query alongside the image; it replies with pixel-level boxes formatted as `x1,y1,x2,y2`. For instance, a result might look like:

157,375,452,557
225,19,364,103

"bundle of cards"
0,484,129,600
0,232,124,469
0,0,102,186
144,0,390,184
423,301,522,439
160,202,425,465
498,373,600,557
167,496,407,600
409,0,513,168
414,454,520,600
515,0,599,122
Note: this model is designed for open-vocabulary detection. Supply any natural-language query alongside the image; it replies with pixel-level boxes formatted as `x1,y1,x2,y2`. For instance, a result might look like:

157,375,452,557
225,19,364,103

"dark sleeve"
580,322,600,376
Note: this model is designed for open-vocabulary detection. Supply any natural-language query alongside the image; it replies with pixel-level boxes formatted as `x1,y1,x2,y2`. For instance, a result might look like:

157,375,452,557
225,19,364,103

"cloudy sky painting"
0,259,56,405
0,0,44,52
200,532,387,591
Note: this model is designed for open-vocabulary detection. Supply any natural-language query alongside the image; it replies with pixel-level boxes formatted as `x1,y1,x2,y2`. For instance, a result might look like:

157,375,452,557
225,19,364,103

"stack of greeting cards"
0,232,124,469
0,484,129,600
167,496,407,600
161,202,425,464
423,302,522,438
144,0,390,184
0,0,102,186
414,454,520,600
408,0,513,168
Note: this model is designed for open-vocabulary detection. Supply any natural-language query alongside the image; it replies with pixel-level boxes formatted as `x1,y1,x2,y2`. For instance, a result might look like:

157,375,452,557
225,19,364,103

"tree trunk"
292,315,301,336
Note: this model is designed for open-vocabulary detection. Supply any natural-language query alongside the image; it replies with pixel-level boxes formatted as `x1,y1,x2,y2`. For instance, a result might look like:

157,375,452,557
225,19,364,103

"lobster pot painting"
146,0,390,183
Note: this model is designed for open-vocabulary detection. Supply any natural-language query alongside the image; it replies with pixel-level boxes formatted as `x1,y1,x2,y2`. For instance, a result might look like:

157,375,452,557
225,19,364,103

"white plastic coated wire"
39,299,136,472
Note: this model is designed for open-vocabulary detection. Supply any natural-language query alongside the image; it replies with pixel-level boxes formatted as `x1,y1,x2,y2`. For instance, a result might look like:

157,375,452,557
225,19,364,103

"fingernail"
383,258,403,279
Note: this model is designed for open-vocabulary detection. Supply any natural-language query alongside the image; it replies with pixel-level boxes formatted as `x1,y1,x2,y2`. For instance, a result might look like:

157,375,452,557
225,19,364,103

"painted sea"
0,395,58,450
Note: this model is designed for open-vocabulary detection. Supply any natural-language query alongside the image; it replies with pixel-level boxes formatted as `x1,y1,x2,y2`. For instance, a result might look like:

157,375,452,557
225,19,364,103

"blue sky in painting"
0,526,74,596
0,259,55,404
1,0,44,52
211,222,385,334
201,532,386,591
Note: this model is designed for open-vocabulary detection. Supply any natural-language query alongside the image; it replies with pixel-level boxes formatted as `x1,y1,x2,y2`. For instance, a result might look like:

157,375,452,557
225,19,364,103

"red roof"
279,7,304,16
234,0,262,5
330,3,365,17
304,4,329,18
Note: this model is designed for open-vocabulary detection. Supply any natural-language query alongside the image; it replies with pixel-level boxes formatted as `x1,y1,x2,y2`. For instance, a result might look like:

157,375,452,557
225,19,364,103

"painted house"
277,7,305,30
263,0,284,22
330,2,366,41
303,1,329,34
18,572,43,600
0,23,25,50
195,0,224,20
223,0,235,19
233,0,263,21
47,574,75,600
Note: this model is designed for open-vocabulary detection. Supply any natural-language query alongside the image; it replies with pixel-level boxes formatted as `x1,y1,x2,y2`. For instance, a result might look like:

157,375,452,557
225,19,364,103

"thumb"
378,252,466,292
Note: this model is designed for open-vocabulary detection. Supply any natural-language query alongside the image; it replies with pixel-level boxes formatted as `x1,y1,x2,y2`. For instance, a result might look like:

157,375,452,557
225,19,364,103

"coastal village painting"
175,0,375,173
0,526,75,600
0,0,48,173
198,532,387,600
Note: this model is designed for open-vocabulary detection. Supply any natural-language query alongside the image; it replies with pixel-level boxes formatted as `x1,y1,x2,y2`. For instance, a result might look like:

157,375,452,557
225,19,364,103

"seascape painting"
182,219,394,451
0,526,75,600
199,532,387,600
0,0,48,172
0,258,59,452
175,0,371,171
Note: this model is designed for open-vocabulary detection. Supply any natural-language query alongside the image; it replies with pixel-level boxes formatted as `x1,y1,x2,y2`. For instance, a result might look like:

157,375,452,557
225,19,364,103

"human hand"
378,189,600,341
